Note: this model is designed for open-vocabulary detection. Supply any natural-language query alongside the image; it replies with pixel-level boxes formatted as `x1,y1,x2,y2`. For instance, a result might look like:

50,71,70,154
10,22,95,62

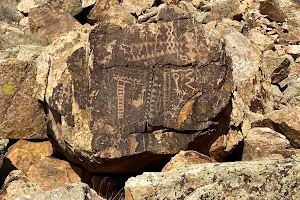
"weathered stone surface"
286,45,300,55
26,157,81,190
28,4,80,39
5,140,80,190
121,0,155,15
46,14,232,172
88,0,136,27
0,170,44,200
259,0,300,22
242,127,291,161
162,150,215,171
225,31,273,130
17,0,82,15
209,129,243,161
0,59,46,139
0,171,103,200
6,140,53,173
125,157,300,199
264,107,300,148
16,183,105,200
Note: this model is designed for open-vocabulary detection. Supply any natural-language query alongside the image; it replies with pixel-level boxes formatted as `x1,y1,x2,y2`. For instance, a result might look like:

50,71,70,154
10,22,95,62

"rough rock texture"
16,183,105,200
125,157,300,199
28,5,80,39
121,0,155,15
0,170,44,200
6,140,52,173
162,150,215,171
46,10,233,172
259,0,300,22
26,157,81,190
88,0,136,27
225,31,273,130
242,127,291,161
0,59,46,139
0,171,103,200
5,140,80,190
264,107,300,148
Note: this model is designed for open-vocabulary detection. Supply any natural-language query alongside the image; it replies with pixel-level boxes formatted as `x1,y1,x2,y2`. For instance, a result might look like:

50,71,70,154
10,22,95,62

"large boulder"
125,156,300,199
0,59,46,139
242,127,291,161
45,9,233,172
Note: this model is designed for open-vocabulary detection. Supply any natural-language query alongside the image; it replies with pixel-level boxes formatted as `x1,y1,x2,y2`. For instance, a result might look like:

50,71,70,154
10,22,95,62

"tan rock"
18,0,82,15
285,45,300,55
265,107,300,148
242,127,291,161
16,183,105,200
0,171,102,200
27,157,81,190
28,4,80,39
248,29,274,51
162,150,215,171
125,156,300,199
6,140,53,172
0,59,46,139
88,0,136,28
121,0,155,15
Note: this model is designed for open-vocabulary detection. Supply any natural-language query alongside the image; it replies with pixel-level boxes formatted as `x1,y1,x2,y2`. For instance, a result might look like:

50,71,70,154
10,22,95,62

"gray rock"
125,157,300,199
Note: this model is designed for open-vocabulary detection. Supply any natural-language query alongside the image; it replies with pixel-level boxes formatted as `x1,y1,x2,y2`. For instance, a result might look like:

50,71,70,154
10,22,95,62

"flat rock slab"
0,59,46,139
46,14,232,172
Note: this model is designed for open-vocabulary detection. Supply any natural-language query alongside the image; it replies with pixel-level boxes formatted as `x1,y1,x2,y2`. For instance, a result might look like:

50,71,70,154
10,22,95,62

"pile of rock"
1,0,300,199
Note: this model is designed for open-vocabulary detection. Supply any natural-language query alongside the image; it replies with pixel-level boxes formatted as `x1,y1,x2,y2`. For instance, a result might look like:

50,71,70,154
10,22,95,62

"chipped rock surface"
46,8,233,172
125,157,300,199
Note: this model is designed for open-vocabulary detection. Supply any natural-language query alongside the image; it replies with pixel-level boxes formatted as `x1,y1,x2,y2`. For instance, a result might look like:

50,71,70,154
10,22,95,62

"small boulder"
162,150,215,171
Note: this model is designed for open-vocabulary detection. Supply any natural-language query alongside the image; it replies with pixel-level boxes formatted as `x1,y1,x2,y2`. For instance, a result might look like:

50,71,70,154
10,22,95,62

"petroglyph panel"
47,13,232,169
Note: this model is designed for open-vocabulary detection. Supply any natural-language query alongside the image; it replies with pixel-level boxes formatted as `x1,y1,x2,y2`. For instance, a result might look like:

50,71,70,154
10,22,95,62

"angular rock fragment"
121,0,155,15
242,127,291,161
125,157,300,199
0,59,46,139
162,150,215,171
28,5,80,39
26,157,81,190
5,140,81,190
88,0,136,27
46,12,233,172
265,107,300,148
